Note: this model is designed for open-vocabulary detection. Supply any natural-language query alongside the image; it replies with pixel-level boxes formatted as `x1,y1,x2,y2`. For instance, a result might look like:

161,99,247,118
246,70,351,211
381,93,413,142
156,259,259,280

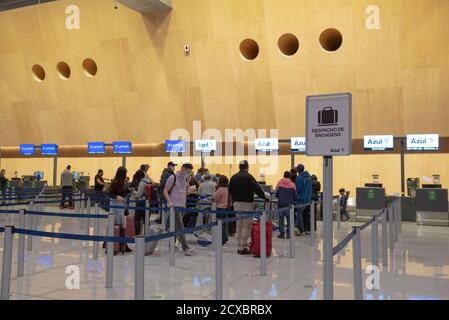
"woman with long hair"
212,175,231,245
109,166,132,253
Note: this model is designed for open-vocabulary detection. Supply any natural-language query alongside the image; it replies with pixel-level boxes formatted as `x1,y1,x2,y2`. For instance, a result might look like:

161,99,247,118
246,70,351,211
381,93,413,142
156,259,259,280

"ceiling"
0,0,56,12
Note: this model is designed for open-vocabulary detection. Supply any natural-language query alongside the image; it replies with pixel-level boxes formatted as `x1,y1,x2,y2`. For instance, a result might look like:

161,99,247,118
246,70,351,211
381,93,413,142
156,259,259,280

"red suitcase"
114,225,122,254
125,215,136,237
250,220,272,257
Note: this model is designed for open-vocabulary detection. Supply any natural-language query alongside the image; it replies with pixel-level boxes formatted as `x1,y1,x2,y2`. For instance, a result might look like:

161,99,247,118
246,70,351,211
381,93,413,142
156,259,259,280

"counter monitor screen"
113,141,132,154
88,142,106,154
407,134,439,151
364,135,394,151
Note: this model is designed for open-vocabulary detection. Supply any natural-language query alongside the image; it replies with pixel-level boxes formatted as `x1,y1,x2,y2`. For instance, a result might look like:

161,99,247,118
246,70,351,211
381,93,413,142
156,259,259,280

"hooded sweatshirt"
275,178,297,207
295,171,312,204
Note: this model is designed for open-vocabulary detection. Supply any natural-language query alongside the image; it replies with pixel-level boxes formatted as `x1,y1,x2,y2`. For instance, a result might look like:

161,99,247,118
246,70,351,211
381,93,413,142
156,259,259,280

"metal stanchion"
289,205,295,258
93,203,100,259
27,200,34,252
17,210,26,277
106,213,115,288
398,198,402,234
169,206,175,267
310,201,316,246
211,202,217,249
1,226,14,300
381,209,388,268
85,197,91,236
352,227,363,300
134,236,145,300
394,199,400,242
260,210,267,276
388,207,395,254
144,199,150,234
336,198,341,230
215,219,223,300
323,156,334,300
371,217,379,267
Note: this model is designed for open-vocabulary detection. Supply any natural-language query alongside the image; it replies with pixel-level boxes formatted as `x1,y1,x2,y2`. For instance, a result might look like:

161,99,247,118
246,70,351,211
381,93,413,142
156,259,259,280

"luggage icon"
318,107,338,126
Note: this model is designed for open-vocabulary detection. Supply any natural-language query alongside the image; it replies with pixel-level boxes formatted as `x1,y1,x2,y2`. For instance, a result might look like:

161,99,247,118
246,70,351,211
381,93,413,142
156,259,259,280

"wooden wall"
0,0,448,145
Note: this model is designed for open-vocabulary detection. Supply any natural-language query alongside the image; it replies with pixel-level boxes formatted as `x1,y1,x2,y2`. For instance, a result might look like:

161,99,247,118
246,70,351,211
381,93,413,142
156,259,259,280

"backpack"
159,170,174,194
168,174,177,195
144,181,152,200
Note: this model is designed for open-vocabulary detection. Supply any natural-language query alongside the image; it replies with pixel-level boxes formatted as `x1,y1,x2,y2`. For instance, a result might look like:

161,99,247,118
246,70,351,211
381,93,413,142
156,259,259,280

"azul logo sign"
20,144,35,156
88,142,105,154
166,140,186,153
195,140,217,152
255,138,279,152
364,135,393,151
113,141,132,154
41,144,58,155
291,137,306,152
407,134,439,151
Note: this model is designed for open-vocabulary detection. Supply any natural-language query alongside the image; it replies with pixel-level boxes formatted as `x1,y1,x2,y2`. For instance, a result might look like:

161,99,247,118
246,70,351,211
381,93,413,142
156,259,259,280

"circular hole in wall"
239,38,260,61
56,61,71,80
82,58,98,77
278,33,299,56
31,64,45,82
319,28,343,52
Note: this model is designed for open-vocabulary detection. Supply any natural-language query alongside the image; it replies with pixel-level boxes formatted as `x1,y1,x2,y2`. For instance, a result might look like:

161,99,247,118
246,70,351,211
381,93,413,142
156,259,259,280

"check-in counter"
416,188,448,226
22,180,46,190
356,187,386,222
6,180,22,191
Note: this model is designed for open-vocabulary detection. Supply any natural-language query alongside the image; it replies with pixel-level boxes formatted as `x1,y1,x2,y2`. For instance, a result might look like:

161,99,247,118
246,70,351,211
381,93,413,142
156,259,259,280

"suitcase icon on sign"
318,107,338,126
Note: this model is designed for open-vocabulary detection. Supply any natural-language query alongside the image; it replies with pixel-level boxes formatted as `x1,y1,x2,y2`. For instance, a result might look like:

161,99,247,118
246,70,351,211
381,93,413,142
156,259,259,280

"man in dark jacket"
0,169,8,203
295,164,312,235
229,160,268,255
311,175,321,223
275,171,296,239
159,161,177,200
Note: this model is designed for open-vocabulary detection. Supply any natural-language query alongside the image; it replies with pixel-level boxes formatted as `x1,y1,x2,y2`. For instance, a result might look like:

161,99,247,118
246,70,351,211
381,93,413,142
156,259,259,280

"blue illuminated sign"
166,140,186,153
113,141,132,154
88,142,106,154
255,138,279,152
20,144,35,156
195,140,217,152
41,144,58,155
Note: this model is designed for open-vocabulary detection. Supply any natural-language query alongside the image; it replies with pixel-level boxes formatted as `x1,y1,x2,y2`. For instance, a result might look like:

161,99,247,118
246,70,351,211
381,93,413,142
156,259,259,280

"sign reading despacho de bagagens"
306,93,352,156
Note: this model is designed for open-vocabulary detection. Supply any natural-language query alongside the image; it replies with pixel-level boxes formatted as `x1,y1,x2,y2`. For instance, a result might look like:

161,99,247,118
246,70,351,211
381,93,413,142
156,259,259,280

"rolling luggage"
250,220,273,257
145,225,163,255
114,225,122,254
125,214,136,237
318,107,338,126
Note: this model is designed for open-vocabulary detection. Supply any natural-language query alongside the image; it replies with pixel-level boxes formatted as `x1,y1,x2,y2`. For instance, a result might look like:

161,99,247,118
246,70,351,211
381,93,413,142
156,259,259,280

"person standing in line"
134,169,149,235
0,169,8,202
275,171,296,239
94,169,106,205
159,161,177,200
229,160,269,255
294,164,312,236
311,174,321,224
60,165,74,209
339,188,351,221
109,166,132,253
212,175,231,246
163,163,195,256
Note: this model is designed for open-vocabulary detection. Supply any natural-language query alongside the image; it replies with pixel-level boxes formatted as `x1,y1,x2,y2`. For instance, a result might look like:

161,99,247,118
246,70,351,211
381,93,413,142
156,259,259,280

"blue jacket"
295,171,312,204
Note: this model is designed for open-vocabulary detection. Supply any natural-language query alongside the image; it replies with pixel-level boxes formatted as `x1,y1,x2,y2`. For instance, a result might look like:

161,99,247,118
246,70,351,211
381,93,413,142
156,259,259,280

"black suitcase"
318,107,338,125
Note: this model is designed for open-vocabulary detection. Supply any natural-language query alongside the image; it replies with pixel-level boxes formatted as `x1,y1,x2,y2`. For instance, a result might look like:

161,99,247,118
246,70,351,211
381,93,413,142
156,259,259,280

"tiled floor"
1,205,449,300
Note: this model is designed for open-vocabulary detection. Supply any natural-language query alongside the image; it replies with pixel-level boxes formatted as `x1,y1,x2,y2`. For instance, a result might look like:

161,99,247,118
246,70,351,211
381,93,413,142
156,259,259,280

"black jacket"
229,170,266,203
312,180,321,201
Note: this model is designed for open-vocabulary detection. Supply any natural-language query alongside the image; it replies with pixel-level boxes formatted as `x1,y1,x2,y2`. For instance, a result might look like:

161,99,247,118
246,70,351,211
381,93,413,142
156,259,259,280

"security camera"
184,44,191,56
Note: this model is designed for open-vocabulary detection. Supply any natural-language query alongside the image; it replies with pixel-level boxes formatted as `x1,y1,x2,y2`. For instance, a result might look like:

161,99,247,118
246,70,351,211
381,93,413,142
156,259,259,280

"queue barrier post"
169,206,175,267
85,197,91,238
352,226,363,300
106,213,115,288
17,210,26,277
215,219,223,300
211,202,217,250
371,216,379,267
398,198,402,234
27,200,34,252
395,198,400,242
388,206,395,254
310,201,316,246
260,210,267,276
289,205,295,258
381,208,388,268
145,200,150,235
336,199,341,231
1,226,14,300
93,203,100,259
134,236,145,300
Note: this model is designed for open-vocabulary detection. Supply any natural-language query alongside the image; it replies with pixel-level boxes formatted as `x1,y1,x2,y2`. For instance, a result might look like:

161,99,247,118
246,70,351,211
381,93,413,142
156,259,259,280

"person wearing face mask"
163,163,195,256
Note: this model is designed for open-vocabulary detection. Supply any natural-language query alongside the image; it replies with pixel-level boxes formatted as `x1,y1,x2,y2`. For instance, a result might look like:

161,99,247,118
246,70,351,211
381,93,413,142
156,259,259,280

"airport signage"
166,140,186,153
291,137,306,152
195,140,217,152
88,142,106,154
20,144,35,156
363,135,394,151
113,141,132,154
407,134,439,151
41,144,58,156
255,138,279,152
306,93,352,156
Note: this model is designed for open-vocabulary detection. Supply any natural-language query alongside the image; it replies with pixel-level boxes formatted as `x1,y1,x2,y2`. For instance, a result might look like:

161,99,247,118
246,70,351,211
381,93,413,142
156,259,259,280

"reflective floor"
1,206,449,300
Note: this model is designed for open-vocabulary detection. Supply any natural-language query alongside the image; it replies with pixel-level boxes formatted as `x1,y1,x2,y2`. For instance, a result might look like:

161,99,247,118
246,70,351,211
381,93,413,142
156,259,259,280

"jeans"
134,200,146,235
278,206,290,235
295,204,308,234
166,208,189,251
217,208,229,245
60,186,73,207
340,208,350,221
